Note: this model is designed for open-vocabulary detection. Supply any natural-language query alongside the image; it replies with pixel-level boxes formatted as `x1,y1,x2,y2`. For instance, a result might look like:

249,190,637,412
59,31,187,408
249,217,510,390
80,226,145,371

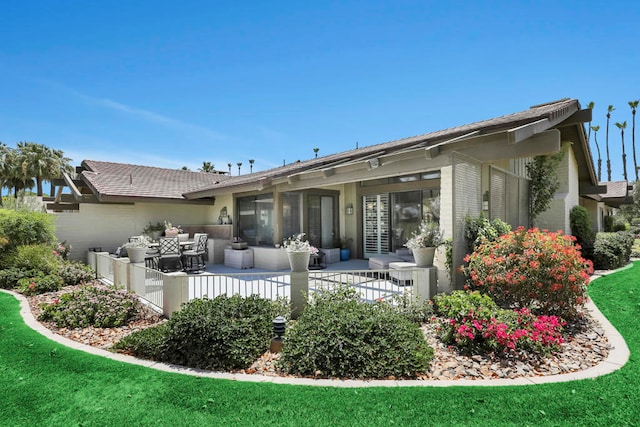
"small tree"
629,100,639,181
591,125,602,182
606,105,615,181
616,121,628,181
198,161,215,173
526,149,565,227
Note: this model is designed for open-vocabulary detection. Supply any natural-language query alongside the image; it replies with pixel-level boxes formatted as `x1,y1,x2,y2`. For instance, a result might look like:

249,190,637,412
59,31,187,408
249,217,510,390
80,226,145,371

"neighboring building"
52,98,618,289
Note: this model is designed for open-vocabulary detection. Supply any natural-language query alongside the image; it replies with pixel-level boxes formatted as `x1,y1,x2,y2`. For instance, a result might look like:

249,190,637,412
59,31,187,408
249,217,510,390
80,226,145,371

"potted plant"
231,237,248,250
163,220,182,237
122,236,152,263
339,236,352,261
142,222,165,241
283,233,318,272
404,220,444,267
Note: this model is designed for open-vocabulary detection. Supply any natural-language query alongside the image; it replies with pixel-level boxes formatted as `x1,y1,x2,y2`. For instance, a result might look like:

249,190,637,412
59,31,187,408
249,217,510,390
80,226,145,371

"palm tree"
313,148,319,158
249,159,254,173
591,125,602,181
2,146,34,199
198,161,215,173
630,100,639,180
237,162,242,175
616,121,628,181
16,142,72,197
586,101,595,144
227,163,232,175
606,105,615,181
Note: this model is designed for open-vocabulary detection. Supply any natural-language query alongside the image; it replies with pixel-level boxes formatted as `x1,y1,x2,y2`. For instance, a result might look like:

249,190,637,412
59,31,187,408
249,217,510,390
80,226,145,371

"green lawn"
1,263,639,426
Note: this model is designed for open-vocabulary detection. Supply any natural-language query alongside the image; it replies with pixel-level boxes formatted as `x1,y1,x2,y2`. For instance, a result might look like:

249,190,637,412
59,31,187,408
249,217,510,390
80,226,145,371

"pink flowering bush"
434,291,566,355
463,227,594,319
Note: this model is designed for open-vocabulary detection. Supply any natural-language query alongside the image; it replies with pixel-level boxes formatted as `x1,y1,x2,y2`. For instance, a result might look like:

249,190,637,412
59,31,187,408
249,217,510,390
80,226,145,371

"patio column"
290,271,309,319
162,272,189,318
413,267,437,302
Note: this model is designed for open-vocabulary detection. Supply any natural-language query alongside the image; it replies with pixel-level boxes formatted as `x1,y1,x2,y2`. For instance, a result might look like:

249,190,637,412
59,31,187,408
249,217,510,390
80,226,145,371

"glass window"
282,192,302,238
237,193,274,246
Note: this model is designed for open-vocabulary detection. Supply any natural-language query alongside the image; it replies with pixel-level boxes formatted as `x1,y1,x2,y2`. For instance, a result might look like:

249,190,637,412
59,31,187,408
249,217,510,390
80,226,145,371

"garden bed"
26,282,610,381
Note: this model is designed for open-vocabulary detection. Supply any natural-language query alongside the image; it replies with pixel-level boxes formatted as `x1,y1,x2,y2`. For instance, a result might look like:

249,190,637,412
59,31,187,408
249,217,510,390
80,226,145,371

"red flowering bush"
435,291,566,355
463,227,593,319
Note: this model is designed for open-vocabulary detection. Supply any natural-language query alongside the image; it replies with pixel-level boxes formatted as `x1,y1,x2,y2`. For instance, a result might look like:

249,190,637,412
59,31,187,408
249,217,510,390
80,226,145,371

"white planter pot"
412,247,436,267
127,247,148,263
287,251,310,272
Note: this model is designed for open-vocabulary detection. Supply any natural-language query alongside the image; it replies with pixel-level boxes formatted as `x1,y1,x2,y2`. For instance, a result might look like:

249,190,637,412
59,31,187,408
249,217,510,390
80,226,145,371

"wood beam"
558,109,592,127
459,129,561,161
507,118,549,144
47,203,80,211
580,184,608,194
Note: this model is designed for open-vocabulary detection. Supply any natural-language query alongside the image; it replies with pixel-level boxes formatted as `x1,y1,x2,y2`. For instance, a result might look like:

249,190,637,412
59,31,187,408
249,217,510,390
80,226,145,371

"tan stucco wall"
534,142,579,234
54,202,218,261
437,165,453,292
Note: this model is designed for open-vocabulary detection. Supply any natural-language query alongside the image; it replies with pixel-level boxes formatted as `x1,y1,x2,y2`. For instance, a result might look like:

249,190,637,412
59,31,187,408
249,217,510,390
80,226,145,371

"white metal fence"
89,252,437,318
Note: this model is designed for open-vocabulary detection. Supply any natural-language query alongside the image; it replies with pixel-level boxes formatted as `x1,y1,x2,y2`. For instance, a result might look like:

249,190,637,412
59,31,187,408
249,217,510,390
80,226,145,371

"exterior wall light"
345,203,354,215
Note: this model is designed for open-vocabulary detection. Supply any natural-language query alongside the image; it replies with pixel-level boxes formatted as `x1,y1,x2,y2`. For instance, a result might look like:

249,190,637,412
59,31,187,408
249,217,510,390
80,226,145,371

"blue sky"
1,1,639,181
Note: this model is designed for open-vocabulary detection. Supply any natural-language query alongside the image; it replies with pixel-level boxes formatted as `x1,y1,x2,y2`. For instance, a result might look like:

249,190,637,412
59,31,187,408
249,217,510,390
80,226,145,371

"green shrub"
162,295,287,371
433,290,497,320
0,210,56,255
570,205,595,260
5,244,61,275
604,215,614,232
38,285,140,328
613,220,628,232
112,323,170,360
463,227,593,319
464,215,511,254
279,285,434,379
58,261,95,286
384,292,434,324
593,231,635,270
0,267,40,289
17,274,63,295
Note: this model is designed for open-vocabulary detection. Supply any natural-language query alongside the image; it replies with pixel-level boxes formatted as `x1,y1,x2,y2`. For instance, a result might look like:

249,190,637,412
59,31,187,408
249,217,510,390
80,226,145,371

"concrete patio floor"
204,258,371,274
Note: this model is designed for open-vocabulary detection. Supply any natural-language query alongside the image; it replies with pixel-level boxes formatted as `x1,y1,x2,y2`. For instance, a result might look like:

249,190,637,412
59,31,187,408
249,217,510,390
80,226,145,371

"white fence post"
290,271,309,319
162,273,189,318
413,267,438,302
95,252,113,283
128,262,146,296
114,258,130,290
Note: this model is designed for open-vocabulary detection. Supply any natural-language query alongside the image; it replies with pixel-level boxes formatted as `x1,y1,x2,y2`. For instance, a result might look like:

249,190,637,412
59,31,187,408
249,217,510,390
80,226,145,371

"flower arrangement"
122,235,152,248
405,220,444,250
283,233,319,254
163,220,183,235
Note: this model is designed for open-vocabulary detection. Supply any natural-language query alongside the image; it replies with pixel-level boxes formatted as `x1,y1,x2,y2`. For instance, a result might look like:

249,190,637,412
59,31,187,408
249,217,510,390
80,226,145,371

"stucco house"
51,98,621,289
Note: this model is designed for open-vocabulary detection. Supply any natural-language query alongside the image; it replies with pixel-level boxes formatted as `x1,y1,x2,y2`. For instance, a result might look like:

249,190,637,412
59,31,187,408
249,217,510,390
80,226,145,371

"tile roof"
76,98,588,201
185,98,583,195
80,160,231,201
598,181,630,199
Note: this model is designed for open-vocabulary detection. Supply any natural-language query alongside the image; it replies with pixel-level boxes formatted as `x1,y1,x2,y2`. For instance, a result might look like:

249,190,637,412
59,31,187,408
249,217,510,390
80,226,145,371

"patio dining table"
149,240,195,253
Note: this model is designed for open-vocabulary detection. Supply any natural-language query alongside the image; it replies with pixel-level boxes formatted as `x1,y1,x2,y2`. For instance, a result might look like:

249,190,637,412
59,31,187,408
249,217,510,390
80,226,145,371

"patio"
90,252,438,318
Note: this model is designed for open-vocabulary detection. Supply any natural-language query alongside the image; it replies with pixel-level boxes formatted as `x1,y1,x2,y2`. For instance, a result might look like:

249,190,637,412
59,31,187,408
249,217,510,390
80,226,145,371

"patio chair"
182,233,208,273
158,237,182,272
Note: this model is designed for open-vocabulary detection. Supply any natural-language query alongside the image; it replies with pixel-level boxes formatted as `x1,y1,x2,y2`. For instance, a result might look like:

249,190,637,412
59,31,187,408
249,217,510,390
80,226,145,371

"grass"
0,263,639,426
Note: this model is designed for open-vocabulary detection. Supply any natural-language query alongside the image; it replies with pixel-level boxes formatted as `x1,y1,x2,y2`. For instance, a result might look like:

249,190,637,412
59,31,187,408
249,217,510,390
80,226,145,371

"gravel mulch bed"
25,283,610,382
